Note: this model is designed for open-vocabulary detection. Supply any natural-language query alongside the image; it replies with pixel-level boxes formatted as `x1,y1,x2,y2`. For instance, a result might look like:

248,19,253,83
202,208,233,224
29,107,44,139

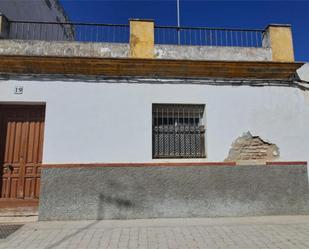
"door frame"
0,103,46,200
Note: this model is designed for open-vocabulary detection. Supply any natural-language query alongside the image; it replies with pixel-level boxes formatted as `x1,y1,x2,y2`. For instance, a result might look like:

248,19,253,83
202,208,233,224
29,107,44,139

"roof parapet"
263,24,294,62
0,14,296,62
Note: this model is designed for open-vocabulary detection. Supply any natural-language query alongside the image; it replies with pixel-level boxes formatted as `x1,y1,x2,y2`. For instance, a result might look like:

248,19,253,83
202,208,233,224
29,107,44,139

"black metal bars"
7,20,264,47
152,104,206,159
8,21,130,43
155,26,264,47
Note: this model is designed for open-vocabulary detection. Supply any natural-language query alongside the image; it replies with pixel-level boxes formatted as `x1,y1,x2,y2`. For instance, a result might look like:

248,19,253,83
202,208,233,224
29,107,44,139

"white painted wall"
0,79,309,164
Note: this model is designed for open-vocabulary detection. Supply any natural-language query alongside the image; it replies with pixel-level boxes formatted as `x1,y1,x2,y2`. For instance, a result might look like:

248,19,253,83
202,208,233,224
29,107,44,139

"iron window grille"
152,104,206,159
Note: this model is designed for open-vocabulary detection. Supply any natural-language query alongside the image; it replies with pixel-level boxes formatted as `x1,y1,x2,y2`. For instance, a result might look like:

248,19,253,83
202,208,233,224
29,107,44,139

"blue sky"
60,0,309,61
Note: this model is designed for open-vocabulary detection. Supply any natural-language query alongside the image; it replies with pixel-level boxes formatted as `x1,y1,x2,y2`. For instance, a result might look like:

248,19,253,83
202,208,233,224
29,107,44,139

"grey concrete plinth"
39,164,309,221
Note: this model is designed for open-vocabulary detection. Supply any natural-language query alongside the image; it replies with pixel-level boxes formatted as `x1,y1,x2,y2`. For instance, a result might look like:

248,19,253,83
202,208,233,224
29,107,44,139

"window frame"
152,103,206,159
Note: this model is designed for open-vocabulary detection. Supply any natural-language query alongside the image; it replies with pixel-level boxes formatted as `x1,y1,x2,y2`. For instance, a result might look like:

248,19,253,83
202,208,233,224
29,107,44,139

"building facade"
0,18,309,220
0,0,74,41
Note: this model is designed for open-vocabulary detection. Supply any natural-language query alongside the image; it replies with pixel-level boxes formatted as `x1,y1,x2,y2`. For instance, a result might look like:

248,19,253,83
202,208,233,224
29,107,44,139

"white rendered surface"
0,79,309,164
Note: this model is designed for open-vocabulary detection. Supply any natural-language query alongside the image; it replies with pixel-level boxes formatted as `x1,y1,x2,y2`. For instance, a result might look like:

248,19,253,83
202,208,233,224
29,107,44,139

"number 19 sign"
14,86,24,95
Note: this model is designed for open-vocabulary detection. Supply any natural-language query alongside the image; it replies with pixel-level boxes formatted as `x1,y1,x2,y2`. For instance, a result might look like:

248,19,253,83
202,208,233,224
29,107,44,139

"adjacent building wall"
0,0,73,41
0,0,68,22
0,78,309,164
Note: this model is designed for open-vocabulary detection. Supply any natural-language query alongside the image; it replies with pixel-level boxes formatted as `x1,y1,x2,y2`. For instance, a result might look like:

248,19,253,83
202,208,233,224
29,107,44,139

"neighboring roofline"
264,23,292,30
129,18,154,22
0,55,303,80
53,0,71,22
0,1,70,22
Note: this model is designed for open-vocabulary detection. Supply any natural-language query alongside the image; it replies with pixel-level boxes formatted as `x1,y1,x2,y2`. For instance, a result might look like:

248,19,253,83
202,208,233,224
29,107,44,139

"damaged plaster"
225,132,280,162
155,45,272,61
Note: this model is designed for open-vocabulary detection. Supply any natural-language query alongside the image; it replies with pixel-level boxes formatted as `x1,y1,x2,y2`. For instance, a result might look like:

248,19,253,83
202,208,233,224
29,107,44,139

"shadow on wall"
97,193,136,220
0,121,8,197
3,73,309,91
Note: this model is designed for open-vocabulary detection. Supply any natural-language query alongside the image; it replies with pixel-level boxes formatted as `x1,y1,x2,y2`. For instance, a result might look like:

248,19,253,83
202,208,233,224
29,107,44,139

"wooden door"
0,105,45,199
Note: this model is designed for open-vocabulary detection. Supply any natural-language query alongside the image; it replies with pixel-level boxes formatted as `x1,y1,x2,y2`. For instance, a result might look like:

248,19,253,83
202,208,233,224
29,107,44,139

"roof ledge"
0,55,303,80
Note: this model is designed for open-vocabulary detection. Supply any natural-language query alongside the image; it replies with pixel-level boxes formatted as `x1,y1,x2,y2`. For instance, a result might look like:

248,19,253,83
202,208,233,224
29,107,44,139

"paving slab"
1,216,309,249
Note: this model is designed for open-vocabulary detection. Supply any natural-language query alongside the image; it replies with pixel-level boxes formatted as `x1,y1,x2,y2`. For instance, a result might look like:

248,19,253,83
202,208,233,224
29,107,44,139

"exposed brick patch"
225,132,280,162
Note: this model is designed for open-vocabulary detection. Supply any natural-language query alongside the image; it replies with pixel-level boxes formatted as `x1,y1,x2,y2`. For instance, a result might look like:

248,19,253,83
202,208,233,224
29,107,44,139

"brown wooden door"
0,105,45,199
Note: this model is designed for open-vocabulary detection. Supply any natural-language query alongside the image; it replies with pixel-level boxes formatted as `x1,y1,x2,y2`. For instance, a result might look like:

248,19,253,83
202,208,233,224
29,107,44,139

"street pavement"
1,216,309,249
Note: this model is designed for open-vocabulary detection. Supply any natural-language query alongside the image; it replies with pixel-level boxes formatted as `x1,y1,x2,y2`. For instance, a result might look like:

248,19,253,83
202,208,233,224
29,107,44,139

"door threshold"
0,199,38,218
0,199,39,208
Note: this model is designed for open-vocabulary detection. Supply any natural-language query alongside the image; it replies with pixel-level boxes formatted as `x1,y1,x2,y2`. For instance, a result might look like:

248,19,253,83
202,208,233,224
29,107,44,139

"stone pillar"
0,14,9,39
129,19,154,59
263,24,294,62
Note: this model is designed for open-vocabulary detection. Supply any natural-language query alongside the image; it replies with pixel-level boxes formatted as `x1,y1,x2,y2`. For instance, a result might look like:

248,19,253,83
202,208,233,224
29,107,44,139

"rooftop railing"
155,26,264,47
8,20,130,43
4,19,265,48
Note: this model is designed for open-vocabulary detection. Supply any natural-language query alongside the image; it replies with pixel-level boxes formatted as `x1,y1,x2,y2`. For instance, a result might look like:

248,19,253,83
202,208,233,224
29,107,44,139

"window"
152,104,206,159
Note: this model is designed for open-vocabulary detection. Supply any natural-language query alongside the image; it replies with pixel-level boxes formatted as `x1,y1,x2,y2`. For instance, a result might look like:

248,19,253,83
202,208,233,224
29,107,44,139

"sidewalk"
1,216,309,249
